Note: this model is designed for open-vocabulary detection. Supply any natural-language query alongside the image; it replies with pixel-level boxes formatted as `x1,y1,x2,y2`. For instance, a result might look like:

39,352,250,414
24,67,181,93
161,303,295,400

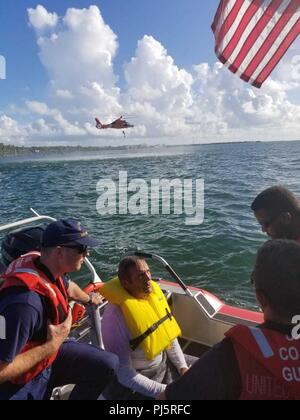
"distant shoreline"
1,140,299,158
0,142,152,157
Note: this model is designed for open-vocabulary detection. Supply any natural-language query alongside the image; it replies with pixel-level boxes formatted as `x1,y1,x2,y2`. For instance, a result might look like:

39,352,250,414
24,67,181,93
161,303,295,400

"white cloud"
123,35,194,136
30,118,57,137
24,5,124,141
56,89,73,99
28,5,58,31
26,101,85,136
0,115,24,141
272,38,300,87
2,5,299,145
189,53,300,141
125,36,193,113
26,100,49,115
36,5,118,89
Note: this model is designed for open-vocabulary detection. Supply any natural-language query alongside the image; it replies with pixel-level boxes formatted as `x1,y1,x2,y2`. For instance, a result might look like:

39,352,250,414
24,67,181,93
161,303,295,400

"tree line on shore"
0,142,147,157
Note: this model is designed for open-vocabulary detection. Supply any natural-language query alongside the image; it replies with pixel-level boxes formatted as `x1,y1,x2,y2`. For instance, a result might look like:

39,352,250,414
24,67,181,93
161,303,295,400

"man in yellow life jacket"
101,256,196,400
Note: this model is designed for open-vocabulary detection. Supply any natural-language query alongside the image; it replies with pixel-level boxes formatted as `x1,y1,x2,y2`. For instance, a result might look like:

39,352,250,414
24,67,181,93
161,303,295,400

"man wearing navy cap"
0,219,119,400
40,219,103,306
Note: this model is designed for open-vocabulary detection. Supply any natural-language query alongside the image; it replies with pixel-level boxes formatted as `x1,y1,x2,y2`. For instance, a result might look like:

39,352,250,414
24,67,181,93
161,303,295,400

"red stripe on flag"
222,0,263,63
242,1,300,83
212,0,227,32
211,0,300,87
228,0,282,74
216,0,245,51
255,18,300,86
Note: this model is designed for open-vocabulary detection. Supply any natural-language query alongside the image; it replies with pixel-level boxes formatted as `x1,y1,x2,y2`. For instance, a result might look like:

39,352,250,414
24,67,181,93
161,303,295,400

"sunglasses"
62,244,89,254
259,213,282,230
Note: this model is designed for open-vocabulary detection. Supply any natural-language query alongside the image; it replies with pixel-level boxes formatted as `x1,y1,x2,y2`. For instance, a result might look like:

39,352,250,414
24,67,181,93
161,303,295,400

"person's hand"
180,367,189,376
47,309,72,352
88,292,103,306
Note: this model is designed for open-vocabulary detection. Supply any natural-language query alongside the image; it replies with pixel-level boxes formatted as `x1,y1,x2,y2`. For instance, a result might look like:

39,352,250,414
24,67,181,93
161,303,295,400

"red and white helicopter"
95,116,133,129
95,116,134,137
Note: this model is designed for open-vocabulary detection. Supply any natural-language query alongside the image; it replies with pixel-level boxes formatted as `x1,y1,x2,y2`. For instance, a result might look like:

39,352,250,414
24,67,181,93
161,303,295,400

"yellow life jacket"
101,277,181,360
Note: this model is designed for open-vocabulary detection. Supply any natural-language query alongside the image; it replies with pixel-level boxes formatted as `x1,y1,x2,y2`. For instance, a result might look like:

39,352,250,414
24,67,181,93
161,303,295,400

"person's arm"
102,305,166,398
67,281,103,306
156,390,166,400
163,339,241,400
0,309,72,384
166,339,188,375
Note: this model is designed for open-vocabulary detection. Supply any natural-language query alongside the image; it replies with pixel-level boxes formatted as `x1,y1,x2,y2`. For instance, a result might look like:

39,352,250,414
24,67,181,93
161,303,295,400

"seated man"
159,240,300,400
101,256,195,400
0,219,118,400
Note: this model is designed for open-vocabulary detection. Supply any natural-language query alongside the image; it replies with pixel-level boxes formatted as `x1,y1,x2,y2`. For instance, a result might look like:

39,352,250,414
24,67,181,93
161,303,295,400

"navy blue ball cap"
42,219,99,248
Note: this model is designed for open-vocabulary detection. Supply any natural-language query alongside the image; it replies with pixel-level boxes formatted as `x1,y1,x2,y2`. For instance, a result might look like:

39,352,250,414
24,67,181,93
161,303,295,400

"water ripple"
1,141,300,310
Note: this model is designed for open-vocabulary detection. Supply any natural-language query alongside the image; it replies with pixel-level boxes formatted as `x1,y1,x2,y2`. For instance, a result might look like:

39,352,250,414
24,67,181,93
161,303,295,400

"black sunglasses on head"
62,244,89,254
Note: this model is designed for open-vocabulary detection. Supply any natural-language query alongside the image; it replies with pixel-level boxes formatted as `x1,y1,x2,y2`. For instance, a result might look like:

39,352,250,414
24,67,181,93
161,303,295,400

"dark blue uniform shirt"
165,322,294,400
0,259,69,398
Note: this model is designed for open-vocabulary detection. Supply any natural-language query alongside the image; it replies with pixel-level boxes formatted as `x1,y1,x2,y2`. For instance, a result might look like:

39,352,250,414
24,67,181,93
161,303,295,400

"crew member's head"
251,186,300,239
118,256,152,299
252,239,300,323
1,225,45,270
41,219,99,273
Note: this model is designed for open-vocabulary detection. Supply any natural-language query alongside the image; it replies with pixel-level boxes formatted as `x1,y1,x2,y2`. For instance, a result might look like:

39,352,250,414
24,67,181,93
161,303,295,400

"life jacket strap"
129,308,173,351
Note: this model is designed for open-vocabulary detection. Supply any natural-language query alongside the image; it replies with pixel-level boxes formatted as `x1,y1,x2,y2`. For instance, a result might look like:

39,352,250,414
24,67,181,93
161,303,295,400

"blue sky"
0,1,217,106
0,1,299,146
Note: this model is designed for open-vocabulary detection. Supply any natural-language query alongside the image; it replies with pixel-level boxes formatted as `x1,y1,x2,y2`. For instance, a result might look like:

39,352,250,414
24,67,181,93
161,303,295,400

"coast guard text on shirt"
0,315,6,340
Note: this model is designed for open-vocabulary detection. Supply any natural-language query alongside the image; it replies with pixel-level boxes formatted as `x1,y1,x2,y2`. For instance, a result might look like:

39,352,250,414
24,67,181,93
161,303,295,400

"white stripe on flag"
249,7,300,83
219,0,256,56
224,0,274,66
235,0,293,78
212,0,300,86
214,0,238,41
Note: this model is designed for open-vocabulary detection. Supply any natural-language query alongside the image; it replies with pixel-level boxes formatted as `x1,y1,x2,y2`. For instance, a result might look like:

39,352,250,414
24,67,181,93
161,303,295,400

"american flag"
212,0,300,88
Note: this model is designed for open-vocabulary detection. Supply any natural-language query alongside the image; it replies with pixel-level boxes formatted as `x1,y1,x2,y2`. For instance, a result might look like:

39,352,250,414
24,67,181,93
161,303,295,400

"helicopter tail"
95,118,102,129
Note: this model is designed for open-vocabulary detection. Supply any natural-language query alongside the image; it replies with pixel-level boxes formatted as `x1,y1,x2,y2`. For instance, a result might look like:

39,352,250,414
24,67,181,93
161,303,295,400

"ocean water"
1,141,300,310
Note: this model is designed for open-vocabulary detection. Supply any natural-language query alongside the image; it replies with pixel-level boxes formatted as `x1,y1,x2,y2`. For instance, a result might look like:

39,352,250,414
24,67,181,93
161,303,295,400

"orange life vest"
226,325,300,400
0,252,69,384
